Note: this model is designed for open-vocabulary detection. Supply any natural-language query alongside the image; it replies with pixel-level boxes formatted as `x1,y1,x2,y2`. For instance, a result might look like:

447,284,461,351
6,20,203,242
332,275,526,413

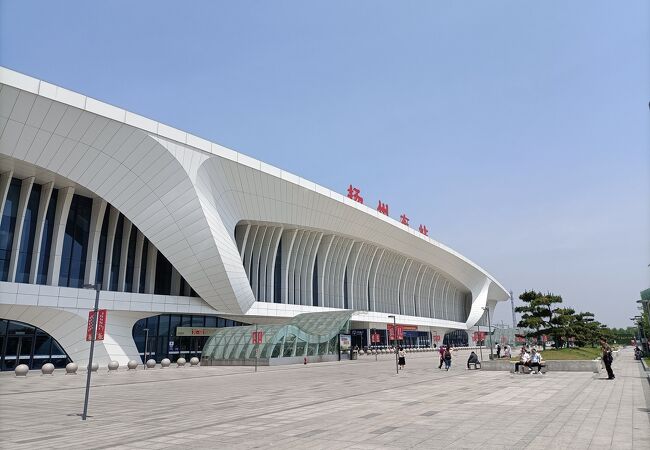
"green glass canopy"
201,311,353,365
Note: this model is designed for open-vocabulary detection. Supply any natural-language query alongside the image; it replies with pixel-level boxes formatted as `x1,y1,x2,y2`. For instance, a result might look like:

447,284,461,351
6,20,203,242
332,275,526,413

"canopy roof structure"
201,311,353,364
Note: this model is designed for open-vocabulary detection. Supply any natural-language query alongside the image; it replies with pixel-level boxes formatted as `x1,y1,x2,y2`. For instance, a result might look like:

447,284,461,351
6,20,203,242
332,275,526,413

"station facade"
0,67,509,369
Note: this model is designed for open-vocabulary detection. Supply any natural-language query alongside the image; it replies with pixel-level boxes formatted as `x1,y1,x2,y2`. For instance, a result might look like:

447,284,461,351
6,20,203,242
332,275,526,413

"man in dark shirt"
600,338,615,380
467,351,480,369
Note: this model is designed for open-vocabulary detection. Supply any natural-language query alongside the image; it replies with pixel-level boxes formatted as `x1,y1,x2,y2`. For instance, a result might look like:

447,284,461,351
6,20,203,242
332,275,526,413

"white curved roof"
0,66,509,325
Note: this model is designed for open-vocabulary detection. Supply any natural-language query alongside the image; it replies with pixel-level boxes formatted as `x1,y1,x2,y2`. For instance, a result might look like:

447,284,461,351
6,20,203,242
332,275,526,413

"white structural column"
47,186,74,286
170,267,181,296
131,230,144,293
428,272,439,318
250,226,268,300
314,234,333,307
242,225,258,285
367,248,384,312
346,242,363,310
0,169,14,220
101,206,120,290
321,236,340,307
28,181,53,284
280,229,297,304
304,232,322,306
265,226,283,303
83,197,107,286
117,217,132,291
336,239,354,309
295,231,312,305
258,225,276,302
413,265,426,317
396,259,412,316
235,223,250,256
287,230,304,305
7,176,34,281
358,245,377,310
144,240,157,294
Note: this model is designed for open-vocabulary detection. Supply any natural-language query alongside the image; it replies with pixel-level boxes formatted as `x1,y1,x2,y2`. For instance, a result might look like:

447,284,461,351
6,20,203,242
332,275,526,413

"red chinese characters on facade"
347,185,364,204
418,224,428,236
400,214,409,226
377,200,389,216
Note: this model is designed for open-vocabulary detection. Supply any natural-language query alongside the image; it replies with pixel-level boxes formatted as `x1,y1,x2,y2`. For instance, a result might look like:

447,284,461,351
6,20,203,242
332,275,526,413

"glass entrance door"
2,335,34,370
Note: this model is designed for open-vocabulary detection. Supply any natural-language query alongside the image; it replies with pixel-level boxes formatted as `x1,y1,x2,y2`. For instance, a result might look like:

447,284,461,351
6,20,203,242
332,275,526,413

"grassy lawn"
509,347,603,361
644,357,650,367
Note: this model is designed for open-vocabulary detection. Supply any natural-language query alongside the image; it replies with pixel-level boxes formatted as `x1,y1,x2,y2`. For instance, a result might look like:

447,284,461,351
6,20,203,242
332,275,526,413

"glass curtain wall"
131,314,246,363
0,319,72,371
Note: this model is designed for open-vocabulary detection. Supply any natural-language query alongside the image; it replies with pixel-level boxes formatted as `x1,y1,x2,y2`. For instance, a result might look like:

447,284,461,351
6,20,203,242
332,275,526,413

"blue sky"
1,1,648,327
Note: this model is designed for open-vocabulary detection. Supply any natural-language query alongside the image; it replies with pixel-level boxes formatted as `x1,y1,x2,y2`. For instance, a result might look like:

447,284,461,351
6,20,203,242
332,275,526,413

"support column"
83,198,107,286
117,218,132,292
170,267,181,296
131,230,144,293
144,244,157,294
29,182,54,284
0,170,14,220
101,207,120,290
7,177,35,281
47,187,75,286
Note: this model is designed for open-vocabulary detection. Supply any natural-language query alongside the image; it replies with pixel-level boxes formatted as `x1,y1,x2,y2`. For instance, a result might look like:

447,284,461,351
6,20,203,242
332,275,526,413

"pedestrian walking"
438,345,445,369
398,347,406,370
600,338,615,380
496,344,501,358
443,347,452,371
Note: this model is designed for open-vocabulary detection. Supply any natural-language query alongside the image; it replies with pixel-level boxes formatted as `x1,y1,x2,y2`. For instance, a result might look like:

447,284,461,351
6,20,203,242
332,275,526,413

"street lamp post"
482,307,493,360
143,328,149,369
388,315,398,374
477,323,483,361
81,283,101,421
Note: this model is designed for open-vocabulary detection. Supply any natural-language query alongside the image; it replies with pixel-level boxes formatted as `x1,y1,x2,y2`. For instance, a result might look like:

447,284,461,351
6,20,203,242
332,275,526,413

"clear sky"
1,1,648,328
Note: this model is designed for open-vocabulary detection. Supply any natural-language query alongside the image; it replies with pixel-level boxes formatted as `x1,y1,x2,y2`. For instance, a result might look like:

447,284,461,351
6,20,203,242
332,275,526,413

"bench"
516,363,547,374
468,362,481,370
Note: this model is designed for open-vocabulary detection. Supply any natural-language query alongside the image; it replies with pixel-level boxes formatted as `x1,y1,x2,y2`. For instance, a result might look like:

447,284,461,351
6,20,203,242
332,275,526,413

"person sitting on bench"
467,351,480,369
528,348,544,374
514,348,530,373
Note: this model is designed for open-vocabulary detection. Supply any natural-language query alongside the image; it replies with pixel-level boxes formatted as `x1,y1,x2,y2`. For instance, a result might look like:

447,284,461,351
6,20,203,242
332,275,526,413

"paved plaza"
1,348,648,449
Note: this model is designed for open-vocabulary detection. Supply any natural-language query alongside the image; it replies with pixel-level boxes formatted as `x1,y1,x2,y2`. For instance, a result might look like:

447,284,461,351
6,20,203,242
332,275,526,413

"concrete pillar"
47,187,75,286
29,182,54,284
144,243,157,294
0,170,14,220
170,267,181,296
117,218,132,292
101,207,120,290
7,177,34,281
83,198,107,286
131,230,144,293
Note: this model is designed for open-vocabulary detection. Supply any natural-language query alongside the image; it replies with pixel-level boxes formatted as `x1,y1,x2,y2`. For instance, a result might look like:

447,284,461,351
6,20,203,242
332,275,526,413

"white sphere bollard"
41,363,55,375
15,364,29,377
189,357,199,366
146,359,156,369
177,357,186,367
127,360,138,370
65,362,78,375
161,358,171,368
91,362,99,372
107,361,119,372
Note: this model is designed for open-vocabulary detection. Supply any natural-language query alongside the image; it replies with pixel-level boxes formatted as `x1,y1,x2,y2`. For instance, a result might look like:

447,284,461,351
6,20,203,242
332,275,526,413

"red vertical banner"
371,333,380,343
87,310,107,341
387,324,404,341
86,311,95,341
251,330,264,344
96,310,107,340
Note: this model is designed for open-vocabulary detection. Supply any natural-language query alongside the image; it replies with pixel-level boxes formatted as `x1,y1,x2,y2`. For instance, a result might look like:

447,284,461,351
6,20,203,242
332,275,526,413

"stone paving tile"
1,349,648,449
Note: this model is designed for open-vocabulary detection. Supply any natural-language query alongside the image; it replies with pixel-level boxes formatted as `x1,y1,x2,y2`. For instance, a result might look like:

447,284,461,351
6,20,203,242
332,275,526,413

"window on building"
36,189,57,284
59,195,92,287
0,179,21,280
15,184,41,283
